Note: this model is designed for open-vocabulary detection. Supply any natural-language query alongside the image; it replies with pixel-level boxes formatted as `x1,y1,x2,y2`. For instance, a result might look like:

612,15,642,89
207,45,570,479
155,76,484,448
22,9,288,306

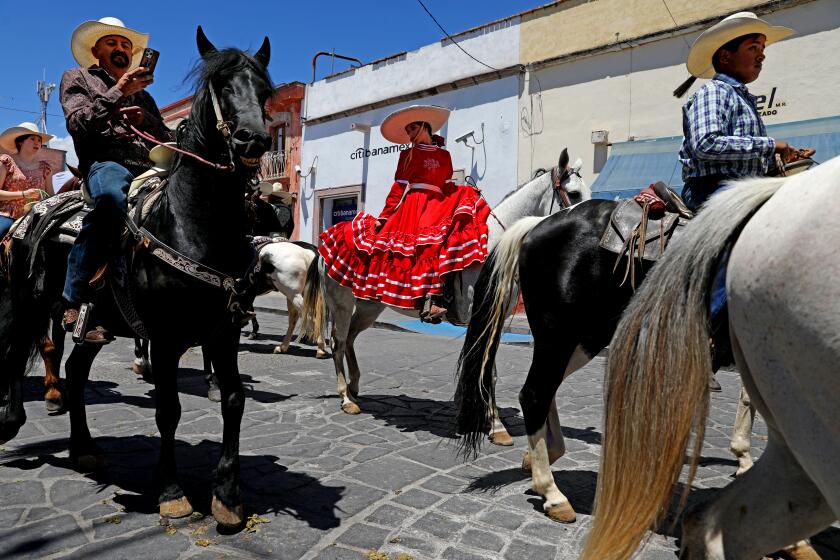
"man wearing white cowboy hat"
677,11,814,212
59,16,172,344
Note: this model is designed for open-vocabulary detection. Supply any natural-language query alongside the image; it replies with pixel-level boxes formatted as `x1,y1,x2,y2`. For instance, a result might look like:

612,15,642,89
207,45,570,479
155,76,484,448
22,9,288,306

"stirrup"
419,297,447,324
71,303,95,344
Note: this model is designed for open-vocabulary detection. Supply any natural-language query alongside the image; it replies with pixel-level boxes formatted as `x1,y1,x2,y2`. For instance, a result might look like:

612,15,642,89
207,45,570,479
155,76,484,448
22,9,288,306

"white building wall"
518,0,840,186
298,76,520,243
304,19,520,121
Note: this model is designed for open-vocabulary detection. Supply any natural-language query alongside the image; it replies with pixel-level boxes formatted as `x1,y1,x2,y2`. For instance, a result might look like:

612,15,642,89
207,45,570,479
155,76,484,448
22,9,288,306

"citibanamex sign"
350,144,410,160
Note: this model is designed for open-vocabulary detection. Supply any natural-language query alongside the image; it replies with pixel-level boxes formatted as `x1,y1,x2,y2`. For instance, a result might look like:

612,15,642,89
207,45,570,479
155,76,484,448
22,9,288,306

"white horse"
582,155,840,560
302,149,590,445
258,241,328,358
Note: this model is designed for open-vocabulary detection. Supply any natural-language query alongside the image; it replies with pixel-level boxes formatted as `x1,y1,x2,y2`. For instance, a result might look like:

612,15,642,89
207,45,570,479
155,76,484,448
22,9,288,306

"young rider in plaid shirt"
677,12,814,212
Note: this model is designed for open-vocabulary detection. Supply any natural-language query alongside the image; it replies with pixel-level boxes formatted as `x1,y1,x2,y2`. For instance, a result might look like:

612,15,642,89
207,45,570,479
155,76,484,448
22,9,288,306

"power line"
0,104,62,118
660,0,693,50
416,0,500,73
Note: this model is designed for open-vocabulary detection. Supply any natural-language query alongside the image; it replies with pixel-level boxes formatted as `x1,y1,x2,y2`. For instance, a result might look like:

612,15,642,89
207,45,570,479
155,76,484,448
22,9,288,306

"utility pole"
36,71,56,135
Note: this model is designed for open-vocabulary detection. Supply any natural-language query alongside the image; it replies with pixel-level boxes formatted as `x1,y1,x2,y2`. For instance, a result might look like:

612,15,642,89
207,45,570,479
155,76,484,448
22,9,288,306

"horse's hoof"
73,454,106,472
521,451,532,474
247,332,258,340
45,396,64,413
315,349,328,359
341,402,361,415
273,345,287,354
160,496,194,519
132,361,146,376
489,430,514,446
546,502,576,523
207,387,222,403
212,495,244,529
781,542,822,560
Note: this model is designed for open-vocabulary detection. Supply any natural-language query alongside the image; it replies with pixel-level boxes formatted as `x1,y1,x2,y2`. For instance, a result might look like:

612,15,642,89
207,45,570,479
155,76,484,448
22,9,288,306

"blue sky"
1,0,542,155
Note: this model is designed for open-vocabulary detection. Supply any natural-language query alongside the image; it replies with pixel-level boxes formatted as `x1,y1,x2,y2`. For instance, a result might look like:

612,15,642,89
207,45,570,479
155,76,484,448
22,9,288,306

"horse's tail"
455,216,545,457
300,254,326,343
581,177,786,560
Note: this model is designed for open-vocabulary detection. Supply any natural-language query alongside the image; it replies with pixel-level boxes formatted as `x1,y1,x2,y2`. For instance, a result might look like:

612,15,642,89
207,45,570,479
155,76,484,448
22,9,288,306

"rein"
126,83,236,173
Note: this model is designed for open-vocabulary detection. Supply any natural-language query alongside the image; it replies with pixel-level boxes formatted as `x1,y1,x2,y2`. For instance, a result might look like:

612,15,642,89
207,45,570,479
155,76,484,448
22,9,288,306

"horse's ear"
558,148,569,170
196,26,217,57
254,36,271,68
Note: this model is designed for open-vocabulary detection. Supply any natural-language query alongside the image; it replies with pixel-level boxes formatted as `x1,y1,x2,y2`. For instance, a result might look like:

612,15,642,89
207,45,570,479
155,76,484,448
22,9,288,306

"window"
313,185,364,240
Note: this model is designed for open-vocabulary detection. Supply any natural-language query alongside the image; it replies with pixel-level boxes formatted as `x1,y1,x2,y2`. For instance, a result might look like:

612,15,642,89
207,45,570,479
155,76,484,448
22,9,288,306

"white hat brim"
380,105,450,144
0,126,54,152
71,20,149,69
687,14,794,78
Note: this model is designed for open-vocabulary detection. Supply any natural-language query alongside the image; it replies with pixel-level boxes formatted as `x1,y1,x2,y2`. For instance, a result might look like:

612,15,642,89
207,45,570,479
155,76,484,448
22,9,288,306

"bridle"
549,166,579,214
127,82,236,173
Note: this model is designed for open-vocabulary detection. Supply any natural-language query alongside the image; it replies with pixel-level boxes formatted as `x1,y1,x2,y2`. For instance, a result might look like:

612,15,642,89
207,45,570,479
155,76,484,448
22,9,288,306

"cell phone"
139,48,160,75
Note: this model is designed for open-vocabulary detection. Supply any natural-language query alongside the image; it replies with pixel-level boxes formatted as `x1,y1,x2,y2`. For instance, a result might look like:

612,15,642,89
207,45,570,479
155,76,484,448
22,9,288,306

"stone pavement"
1,312,838,559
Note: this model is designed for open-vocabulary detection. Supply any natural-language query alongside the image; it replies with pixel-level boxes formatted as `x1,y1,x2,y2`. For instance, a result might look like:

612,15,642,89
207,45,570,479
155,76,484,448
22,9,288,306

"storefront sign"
331,196,358,226
755,87,787,117
350,144,410,160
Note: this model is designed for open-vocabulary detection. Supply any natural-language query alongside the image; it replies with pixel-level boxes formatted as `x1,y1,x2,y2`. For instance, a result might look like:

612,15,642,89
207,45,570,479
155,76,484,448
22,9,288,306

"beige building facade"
517,0,840,192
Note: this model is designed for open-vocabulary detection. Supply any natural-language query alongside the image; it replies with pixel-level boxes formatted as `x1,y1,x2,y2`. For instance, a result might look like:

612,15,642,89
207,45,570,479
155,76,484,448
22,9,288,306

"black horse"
0,28,273,530
454,200,640,522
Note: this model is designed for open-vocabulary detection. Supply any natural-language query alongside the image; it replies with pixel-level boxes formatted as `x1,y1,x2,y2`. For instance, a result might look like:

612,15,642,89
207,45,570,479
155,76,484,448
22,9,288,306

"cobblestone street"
1,310,838,559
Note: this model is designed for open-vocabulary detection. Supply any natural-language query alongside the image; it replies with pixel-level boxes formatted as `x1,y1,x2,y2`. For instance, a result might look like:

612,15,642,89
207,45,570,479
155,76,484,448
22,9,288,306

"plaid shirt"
679,73,775,180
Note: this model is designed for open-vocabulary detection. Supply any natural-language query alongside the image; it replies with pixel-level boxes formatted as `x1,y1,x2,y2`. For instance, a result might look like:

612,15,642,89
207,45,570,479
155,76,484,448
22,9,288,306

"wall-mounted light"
350,123,371,133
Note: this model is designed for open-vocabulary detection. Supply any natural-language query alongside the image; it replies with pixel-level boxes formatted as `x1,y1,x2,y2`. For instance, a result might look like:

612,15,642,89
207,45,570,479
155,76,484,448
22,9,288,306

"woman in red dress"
319,105,490,322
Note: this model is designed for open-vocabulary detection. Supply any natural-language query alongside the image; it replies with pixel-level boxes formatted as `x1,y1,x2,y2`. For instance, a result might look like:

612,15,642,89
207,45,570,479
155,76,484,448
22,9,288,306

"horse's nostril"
232,129,254,143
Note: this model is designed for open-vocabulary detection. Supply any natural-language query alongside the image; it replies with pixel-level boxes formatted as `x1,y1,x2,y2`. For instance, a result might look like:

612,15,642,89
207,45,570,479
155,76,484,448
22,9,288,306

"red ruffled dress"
319,143,490,308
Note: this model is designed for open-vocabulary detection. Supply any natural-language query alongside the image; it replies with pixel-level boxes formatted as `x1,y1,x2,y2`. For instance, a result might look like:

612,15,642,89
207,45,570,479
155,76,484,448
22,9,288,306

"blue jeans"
0,215,14,238
683,175,731,318
62,161,133,305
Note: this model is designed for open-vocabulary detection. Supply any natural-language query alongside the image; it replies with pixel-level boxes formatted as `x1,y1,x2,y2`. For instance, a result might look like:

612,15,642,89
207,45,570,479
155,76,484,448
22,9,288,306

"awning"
590,136,682,200
591,115,840,200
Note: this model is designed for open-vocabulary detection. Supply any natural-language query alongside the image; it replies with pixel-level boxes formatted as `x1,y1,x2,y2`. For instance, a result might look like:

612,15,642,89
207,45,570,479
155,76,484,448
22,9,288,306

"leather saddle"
599,181,692,288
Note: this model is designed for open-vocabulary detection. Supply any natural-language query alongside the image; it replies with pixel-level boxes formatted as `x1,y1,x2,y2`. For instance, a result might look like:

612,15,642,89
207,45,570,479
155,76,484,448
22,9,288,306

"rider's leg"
62,161,132,343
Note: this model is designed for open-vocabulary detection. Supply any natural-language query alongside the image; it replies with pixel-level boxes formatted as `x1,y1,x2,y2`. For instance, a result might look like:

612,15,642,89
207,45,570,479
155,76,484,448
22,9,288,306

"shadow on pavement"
22,368,297,408
1,436,343,532
355,394,520,441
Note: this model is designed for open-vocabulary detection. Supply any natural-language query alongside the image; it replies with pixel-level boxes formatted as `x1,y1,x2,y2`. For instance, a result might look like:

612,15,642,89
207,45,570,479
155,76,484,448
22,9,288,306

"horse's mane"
497,170,551,204
176,47,273,158
185,47,272,97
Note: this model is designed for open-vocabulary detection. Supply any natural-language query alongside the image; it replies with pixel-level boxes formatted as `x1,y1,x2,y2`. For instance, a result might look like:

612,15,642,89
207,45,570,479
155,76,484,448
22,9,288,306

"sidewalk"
253,292,533,343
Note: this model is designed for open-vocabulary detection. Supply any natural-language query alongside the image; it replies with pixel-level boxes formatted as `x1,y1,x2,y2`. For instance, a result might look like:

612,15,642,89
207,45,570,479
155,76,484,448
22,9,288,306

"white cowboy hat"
0,122,53,152
380,105,450,144
686,11,794,79
71,17,149,69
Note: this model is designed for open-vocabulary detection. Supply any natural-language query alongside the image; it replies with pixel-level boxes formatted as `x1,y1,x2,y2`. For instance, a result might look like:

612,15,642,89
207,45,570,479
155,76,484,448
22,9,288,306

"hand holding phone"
139,48,160,76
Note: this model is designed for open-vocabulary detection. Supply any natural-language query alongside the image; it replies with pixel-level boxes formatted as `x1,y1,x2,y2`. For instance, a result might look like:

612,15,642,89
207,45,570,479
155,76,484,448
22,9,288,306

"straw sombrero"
0,122,53,152
71,17,149,69
686,12,794,79
380,105,450,144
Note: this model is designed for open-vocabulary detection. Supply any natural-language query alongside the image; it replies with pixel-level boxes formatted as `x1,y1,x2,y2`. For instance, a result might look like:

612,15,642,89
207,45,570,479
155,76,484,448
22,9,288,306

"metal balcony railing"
259,150,286,181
